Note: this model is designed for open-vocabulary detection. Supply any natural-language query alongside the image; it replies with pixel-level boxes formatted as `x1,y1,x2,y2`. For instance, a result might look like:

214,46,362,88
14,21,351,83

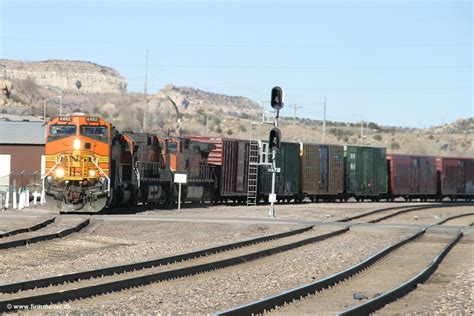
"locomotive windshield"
48,124,77,141
80,125,109,142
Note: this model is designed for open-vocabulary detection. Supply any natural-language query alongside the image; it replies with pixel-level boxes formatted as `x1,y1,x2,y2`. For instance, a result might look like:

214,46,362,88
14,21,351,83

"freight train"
43,114,474,213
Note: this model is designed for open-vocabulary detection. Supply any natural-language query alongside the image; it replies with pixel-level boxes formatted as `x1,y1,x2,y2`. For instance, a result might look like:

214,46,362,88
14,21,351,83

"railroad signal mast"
269,86,284,218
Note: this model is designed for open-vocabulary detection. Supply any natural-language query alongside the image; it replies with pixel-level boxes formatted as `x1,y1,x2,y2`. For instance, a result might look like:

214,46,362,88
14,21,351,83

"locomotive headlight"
73,138,81,150
88,169,97,177
55,168,65,178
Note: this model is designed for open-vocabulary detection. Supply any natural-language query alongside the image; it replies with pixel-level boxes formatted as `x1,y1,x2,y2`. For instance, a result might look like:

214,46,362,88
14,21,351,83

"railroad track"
215,213,469,315
0,218,90,250
1,204,470,312
338,203,474,224
435,212,474,226
0,217,56,238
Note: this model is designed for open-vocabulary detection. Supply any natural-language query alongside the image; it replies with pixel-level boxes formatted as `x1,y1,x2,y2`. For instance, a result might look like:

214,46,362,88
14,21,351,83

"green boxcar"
344,145,387,198
258,141,301,199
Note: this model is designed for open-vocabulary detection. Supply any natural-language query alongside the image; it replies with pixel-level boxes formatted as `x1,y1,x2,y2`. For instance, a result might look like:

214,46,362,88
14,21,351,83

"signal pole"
143,49,149,131
268,86,284,218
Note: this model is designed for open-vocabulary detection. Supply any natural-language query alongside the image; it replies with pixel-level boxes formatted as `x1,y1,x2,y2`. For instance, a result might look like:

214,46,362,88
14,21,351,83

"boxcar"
387,154,437,201
301,143,344,201
258,141,301,201
344,145,387,200
436,157,474,200
189,136,250,201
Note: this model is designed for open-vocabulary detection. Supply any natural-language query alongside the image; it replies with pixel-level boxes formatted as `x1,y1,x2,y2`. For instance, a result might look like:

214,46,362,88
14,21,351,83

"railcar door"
458,160,465,194
412,157,420,193
319,146,329,192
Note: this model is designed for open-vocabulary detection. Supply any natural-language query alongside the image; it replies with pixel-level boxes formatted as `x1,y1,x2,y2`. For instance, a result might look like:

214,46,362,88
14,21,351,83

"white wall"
0,154,11,189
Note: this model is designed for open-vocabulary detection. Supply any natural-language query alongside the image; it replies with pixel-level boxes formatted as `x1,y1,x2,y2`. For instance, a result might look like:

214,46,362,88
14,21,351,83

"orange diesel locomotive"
44,115,112,212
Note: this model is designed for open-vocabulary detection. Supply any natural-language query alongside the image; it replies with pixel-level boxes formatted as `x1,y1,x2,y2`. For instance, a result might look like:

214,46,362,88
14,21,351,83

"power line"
1,36,471,48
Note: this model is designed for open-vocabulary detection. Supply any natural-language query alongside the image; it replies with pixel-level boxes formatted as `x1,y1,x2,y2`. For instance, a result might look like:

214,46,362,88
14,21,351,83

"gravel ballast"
66,230,411,314
0,219,299,284
376,237,474,315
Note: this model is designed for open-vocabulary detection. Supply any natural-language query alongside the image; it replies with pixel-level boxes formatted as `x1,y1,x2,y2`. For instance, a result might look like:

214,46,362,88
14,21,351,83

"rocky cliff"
0,59,127,93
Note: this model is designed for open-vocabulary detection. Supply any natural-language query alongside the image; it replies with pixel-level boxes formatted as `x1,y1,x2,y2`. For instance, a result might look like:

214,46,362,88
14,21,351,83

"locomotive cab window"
167,142,178,154
48,124,77,141
80,125,109,142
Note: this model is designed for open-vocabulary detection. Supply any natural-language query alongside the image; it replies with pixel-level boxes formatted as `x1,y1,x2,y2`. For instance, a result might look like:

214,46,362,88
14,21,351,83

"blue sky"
1,0,472,127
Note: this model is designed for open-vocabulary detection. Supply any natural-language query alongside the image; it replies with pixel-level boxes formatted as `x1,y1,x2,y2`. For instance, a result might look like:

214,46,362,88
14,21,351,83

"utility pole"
322,97,327,143
353,114,367,145
142,49,149,132
289,104,302,129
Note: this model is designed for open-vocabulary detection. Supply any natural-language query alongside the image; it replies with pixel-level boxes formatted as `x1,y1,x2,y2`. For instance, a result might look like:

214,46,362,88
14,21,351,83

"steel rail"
0,219,89,250
435,212,474,225
0,224,314,294
338,203,473,223
213,228,426,316
338,230,463,315
0,217,56,238
215,210,471,316
0,227,348,312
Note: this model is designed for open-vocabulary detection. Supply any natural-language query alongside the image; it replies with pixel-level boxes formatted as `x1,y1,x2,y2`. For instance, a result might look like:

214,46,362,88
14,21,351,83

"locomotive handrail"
90,156,110,195
134,161,162,185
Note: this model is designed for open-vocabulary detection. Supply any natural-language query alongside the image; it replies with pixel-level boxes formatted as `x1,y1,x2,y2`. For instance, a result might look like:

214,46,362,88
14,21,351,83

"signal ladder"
247,140,259,206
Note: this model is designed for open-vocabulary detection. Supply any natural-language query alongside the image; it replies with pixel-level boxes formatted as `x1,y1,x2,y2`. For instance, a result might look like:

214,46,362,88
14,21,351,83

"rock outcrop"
0,59,127,93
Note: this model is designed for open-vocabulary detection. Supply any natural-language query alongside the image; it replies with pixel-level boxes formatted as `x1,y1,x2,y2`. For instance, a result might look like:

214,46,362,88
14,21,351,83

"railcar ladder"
247,140,259,206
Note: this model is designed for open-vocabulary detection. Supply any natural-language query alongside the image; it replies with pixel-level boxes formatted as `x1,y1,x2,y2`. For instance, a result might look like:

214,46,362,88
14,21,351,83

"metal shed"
0,119,45,190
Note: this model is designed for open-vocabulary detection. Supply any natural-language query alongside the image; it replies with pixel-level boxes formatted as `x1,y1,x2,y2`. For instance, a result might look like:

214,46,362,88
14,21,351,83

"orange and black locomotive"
44,113,217,213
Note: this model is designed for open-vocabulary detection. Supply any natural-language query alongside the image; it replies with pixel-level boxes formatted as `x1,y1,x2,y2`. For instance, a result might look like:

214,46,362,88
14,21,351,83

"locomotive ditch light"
271,86,284,110
88,169,97,177
55,168,65,178
269,127,281,150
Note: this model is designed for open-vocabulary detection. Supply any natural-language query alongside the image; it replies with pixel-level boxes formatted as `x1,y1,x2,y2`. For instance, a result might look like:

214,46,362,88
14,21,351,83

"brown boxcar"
436,157,474,200
301,143,344,201
189,136,250,199
387,154,437,200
